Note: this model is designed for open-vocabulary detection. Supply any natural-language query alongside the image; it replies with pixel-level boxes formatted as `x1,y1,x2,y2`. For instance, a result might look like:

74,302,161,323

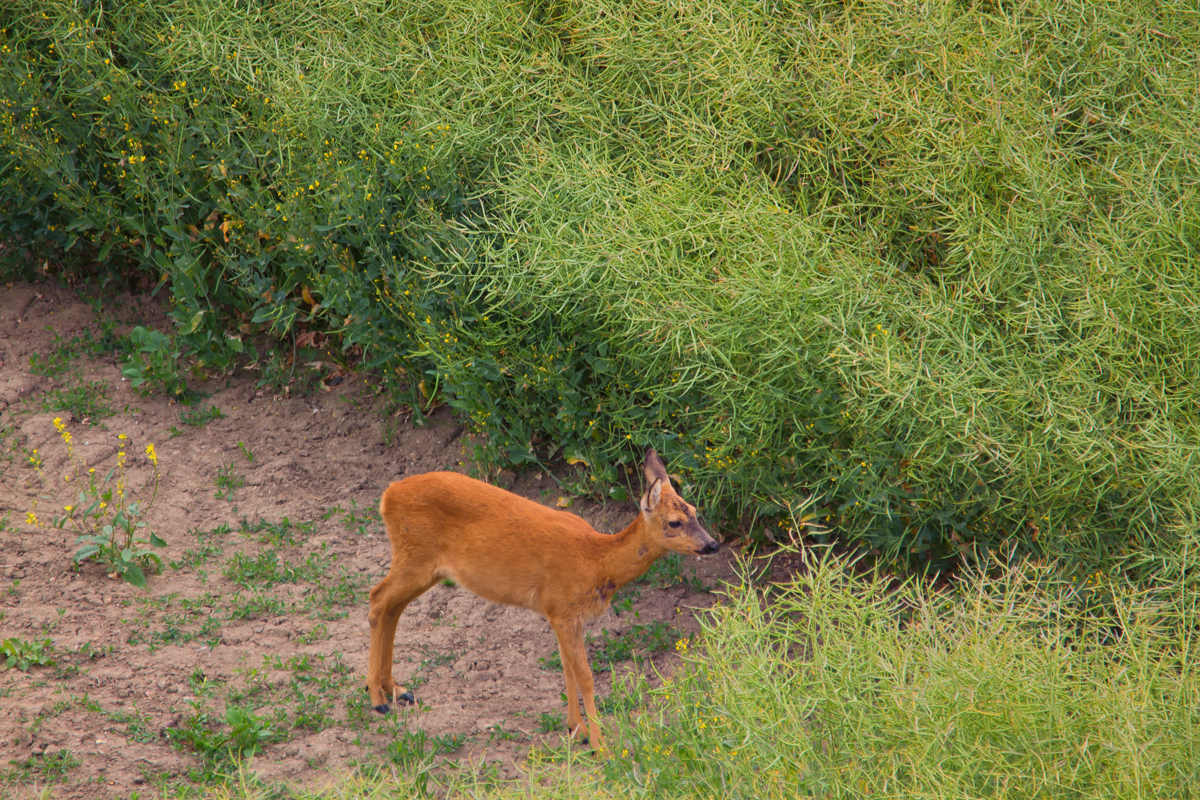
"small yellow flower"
145,444,158,465
118,433,127,441
26,512,38,526
64,505,73,512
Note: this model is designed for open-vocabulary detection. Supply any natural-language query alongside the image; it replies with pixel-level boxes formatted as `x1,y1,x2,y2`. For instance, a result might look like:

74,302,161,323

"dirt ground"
0,281,742,799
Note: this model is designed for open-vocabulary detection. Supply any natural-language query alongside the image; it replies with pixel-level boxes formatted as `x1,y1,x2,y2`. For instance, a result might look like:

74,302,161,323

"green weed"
214,461,246,500
536,711,564,734
239,517,314,547
167,705,276,767
223,550,327,589
29,317,131,377
180,405,225,427
225,591,288,620
1,637,55,671
0,749,80,785
121,326,196,401
34,381,115,422
30,420,165,587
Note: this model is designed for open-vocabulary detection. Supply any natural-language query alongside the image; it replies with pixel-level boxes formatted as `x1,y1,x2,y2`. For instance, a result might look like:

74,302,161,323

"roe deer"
366,447,719,750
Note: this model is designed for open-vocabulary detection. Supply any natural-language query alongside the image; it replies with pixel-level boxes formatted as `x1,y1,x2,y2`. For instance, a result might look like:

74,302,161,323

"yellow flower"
64,505,73,512
145,444,158,465
118,433,127,440
26,512,38,525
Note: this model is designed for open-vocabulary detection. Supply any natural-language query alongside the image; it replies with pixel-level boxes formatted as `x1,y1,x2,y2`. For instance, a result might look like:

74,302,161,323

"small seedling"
214,461,246,500
486,723,523,743
1,637,55,671
536,710,564,733
237,441,256,462
180,404,225,427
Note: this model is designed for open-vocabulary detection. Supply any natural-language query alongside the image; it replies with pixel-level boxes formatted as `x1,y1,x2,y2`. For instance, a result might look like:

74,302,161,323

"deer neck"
598,514,668,590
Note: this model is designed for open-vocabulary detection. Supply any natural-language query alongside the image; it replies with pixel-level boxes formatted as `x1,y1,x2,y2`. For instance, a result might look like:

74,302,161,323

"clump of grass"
34,382,115,422
601,549,1200,799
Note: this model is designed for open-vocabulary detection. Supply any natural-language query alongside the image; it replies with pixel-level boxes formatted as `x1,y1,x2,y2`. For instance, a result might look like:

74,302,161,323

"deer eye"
668,520,683,529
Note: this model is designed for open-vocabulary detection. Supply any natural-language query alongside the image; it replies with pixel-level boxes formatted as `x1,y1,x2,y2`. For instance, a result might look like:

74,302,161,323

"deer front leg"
552,620,605,752
552,623,585,740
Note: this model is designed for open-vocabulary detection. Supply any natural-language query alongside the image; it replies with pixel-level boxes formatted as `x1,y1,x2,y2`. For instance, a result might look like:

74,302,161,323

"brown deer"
366,447,720,750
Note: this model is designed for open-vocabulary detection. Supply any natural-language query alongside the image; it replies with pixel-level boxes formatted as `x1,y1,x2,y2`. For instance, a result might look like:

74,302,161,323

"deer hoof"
397,690,416,705
373,703,391,715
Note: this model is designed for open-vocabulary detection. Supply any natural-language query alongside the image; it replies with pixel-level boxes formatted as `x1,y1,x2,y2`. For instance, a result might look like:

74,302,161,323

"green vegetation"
33,380,115,422
213,460,246,500
0,749,80,786
1,636,55,671
4,1,1200,795
5,0,1197,573
30,418,166,587
180,405,226,428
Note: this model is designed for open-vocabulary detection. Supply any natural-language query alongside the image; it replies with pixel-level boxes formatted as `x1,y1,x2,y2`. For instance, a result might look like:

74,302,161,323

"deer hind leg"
551,620,604,751
367,572,436,713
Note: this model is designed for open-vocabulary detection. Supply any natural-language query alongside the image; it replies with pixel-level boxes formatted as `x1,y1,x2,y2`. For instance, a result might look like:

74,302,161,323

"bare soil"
0,282,740,799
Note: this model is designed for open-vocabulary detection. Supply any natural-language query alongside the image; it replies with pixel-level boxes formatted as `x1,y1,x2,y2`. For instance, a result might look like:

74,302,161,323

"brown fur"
366,448,719,750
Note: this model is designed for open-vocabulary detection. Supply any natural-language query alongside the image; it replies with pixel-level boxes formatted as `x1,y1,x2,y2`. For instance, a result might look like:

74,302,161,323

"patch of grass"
417,647,458,673
168,527,226,571
28,318,131,377
338,499,383,536
636,554,684,589
0,749,80,785
34,381,115,422
104,707,159,744
223,550,328,589
225,590,288,620
307,570,367,620
486,723,523,743
296,623,329,645
124,593,222,651
214,461,246,500
239,516,315,547
385,729,433,770
535,711,563,734
587,621,675,671
179,404,225,427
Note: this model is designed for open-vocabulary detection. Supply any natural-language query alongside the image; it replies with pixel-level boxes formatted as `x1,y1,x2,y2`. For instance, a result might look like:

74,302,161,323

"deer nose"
699,540,720,555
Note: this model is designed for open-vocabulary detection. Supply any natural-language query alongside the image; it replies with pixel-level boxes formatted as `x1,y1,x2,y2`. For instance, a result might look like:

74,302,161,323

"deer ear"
640,478,663,514
643,447,669,486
